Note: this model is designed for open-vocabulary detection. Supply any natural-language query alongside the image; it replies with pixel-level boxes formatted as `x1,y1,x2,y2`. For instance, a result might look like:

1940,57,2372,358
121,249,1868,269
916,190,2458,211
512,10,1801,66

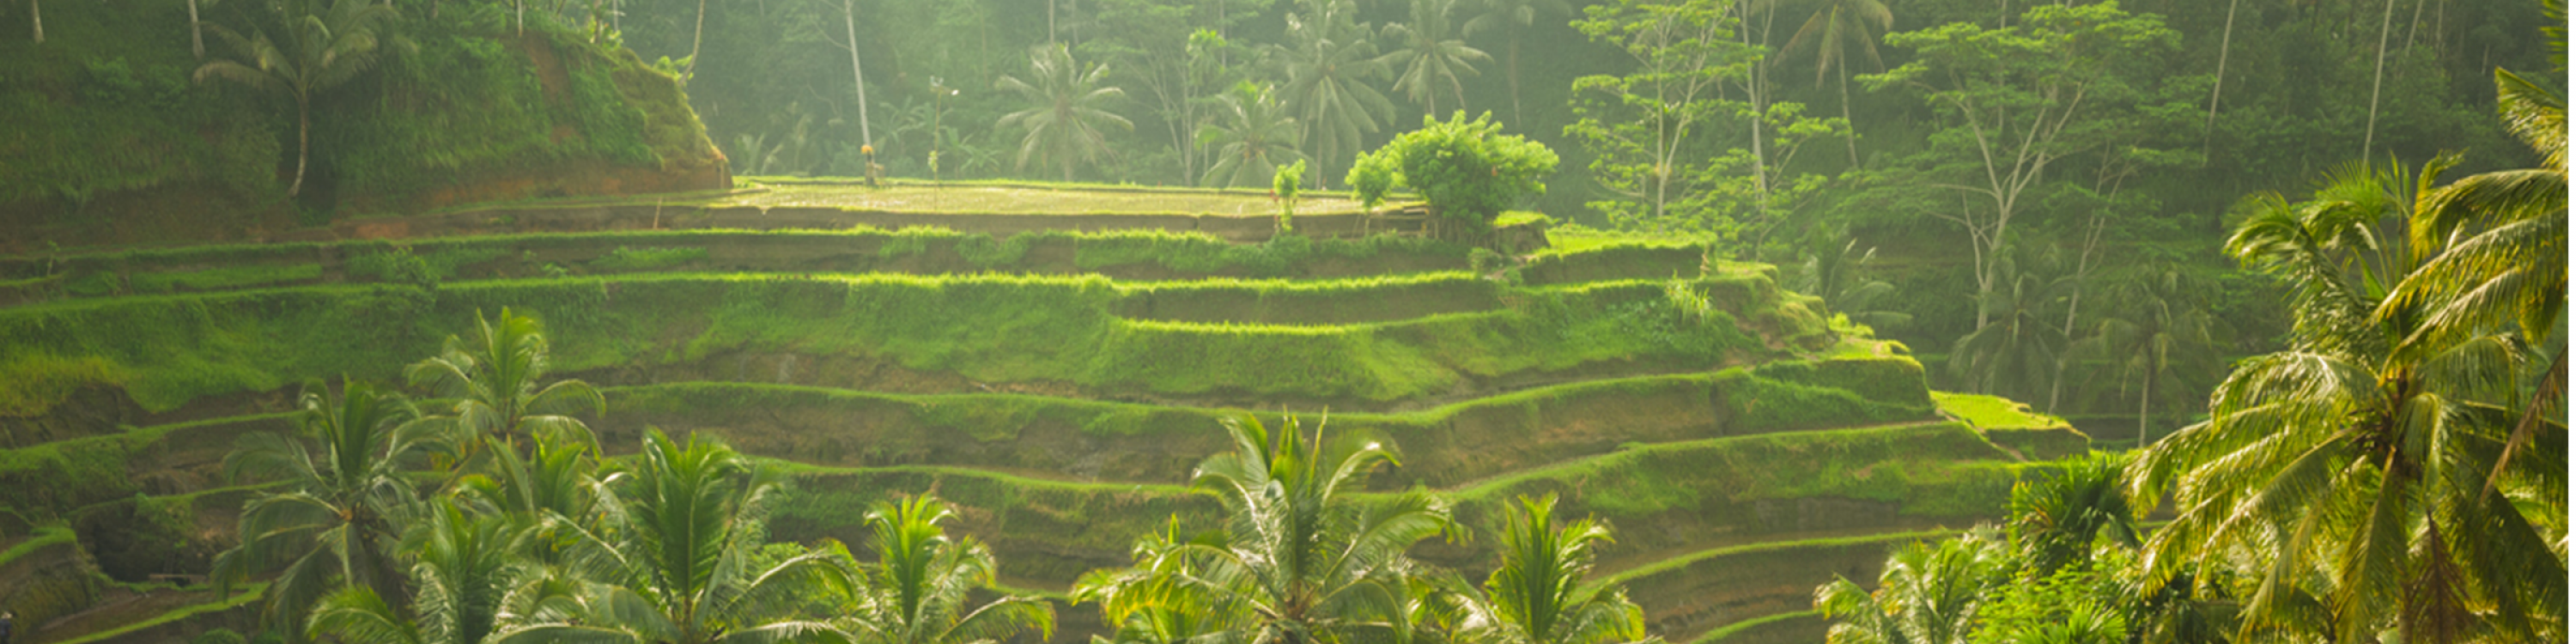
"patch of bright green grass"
728,183,1377,216
1691,611,1821,644
1932,392,2072,430
0,270,1810,416
1532,224,1705,258
0,526,76,568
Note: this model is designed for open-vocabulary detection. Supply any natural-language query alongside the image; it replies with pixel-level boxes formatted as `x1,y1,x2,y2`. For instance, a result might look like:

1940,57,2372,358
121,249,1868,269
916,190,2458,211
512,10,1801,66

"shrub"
1348,112,1559,227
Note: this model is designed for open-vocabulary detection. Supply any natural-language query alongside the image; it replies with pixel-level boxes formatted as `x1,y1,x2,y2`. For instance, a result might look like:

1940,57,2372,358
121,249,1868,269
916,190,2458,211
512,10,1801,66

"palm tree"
1145,412,1452,644
1074,518,1251,644
192,0,404,197
2395,69,2567,479
2129,155,2566,644
1198,83,1306,188
1948,254,2069,404
1775,0,1890,168
2003,453,2136,576
1460,0,1569,127
405,307,605,466
305,501,526,644
1814,532,2010,644
212,378,434,636
504,428,851,644
1279,0,1396,188
1790,227,1912,332
1452,495,1648,644
994,43,1133,182
1378,0,1490,118
838,495,1055,644
2071,267,2217,447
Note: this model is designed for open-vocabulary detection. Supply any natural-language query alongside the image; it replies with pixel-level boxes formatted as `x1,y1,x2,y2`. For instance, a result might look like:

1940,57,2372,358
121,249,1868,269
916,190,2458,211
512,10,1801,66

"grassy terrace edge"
0,268,1826,416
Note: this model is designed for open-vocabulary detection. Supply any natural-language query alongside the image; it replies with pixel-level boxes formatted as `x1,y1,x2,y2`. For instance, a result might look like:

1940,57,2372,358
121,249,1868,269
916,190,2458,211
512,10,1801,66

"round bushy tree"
1349,111,1558,227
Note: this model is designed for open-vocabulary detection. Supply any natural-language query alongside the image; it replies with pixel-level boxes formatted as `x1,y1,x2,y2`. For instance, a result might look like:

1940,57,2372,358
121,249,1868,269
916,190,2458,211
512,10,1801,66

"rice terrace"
0,0,2561,642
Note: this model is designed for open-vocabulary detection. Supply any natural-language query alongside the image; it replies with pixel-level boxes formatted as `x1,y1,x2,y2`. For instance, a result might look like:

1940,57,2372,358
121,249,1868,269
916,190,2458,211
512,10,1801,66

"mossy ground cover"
0,228,1475,301
602,359,1931,487
725,183,1377,216
1932,391,2093,460
0,270,1820,416
0,413,293,517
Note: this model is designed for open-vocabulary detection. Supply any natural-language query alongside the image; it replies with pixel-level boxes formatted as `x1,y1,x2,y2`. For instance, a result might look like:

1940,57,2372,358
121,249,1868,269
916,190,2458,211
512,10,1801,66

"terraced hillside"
0,184,2089,644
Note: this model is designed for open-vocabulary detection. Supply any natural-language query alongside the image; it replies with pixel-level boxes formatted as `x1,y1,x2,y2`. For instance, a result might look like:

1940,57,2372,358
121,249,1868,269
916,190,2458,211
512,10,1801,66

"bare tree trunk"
845,0,872,149
30,0,41,44
2203,0,2238,144
188,0,204,58
683,0,706,82
2361,0,2397,157
1838,58,1857,168
289,97,311,197
1506,30,1522,127
2136,363,2153,447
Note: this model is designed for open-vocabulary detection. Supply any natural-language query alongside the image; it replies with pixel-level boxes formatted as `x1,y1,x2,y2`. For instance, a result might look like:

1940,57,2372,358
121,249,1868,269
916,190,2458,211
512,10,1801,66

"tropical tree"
1121,412,1452,644
1461,0,1571,126
506,429,852,644
2397,68,2567,463
2002,453,2136,577
1774,0,1889,167
192,0,405,197
1448,495,1648,644
1948,253,2069,404
995,43,1133,182
1861,2,2183,328
212,379,434,637
304,501,527,644
1814,532,2010,644
1378,0,1489,118
2070,267,2216,447
405,307,605,465
2129,154,2567,644
838,496,1055,644
1074,519,1251,644
1278,0,1396,188
1789,226,1911,332
1198,82,1306,189
1564,0,1757,233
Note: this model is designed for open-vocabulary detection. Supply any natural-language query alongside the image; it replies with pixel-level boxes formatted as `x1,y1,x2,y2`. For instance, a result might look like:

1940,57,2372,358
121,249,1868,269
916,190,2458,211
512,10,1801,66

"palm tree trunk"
2361,0,2397,157
2204,0,2239,143
1838,58,1858,168
683,0,706,82
289,96,310,197
846,0,873,149
2136,363,2153,447
1506,29,1522,127
188,0,204,58
30,0,40,44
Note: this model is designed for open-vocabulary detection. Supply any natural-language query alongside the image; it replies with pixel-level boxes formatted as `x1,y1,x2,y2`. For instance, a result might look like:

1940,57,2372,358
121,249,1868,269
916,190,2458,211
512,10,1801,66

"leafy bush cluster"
1349,112,1560,226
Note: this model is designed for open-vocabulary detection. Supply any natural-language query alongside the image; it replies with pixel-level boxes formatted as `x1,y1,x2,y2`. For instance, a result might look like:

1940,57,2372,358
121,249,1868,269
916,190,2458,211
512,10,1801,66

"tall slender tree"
1776,0,1890,168
192,0,406,197
1379,0,1490,118
1279,0,1395,188
995,43,1133,181
1461,0,1571,126
1198,82,1306,188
